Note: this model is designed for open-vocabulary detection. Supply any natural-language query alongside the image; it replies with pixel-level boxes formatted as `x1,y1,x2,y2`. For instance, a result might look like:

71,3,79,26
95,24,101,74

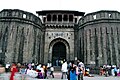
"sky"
0,0,120,15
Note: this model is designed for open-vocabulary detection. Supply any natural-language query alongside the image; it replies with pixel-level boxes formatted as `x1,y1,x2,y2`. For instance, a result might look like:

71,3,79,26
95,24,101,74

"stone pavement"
0,71,120,80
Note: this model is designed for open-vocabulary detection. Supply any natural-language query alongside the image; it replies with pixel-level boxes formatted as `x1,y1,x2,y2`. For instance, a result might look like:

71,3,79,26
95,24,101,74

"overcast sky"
0,0,120,15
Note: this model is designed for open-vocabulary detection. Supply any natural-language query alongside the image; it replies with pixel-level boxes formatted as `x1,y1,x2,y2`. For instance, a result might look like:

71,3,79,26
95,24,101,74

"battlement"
79,10,120,26
0,9,42,26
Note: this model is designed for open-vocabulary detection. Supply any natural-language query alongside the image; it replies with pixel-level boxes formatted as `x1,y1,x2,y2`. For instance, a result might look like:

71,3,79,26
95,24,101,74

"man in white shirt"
61,60,68,79
50,66,54,78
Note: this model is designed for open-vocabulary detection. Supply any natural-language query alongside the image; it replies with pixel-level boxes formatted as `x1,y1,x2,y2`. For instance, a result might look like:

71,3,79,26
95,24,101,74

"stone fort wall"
78,10,120,66
0,9,44,63
0,9,120,67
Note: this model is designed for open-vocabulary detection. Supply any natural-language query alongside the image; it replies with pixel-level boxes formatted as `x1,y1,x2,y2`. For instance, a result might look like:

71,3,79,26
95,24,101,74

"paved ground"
53,72,120,80
0,72,120,80
83,76,120,80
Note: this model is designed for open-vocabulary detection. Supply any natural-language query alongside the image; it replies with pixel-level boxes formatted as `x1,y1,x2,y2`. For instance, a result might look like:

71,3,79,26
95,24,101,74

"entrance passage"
52,42,66,66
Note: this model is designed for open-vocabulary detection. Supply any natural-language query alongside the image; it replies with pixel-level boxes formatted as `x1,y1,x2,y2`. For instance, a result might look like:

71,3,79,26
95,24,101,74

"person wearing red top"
10,63,18,80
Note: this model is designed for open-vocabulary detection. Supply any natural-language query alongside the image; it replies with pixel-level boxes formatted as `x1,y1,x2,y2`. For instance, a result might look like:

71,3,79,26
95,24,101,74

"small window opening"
93,15,96,19
53,15,57,21
8,11,12,16
69,15,73,22
63,15,68,21
58,15,62,21
67,33,68,36
109,14,112,18
23,14,26,18
47,14,51,21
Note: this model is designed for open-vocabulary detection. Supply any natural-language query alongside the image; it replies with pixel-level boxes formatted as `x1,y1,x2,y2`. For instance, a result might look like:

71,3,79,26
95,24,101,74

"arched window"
69,15,73,22
58,15,62,21
52,15,57,21
47,14,51,21
63,15,68,21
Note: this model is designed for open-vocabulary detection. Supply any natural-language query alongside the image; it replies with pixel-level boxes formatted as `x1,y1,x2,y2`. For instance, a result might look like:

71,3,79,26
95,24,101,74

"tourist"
50,65,54,78
61,60,68,79
77,59,85,80
114,67,118,76
44,65,48,79
5,62,10,72
69,60,78,80
10,63,18,80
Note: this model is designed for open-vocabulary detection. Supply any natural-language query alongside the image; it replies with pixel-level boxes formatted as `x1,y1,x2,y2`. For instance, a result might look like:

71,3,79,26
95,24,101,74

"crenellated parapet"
0,9,42,28
79,10,120,27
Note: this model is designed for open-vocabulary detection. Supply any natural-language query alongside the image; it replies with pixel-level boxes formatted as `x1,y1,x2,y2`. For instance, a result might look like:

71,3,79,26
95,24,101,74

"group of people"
1,62,55,80
1,59,86,80
100,65,120,77
1,60,120,80
61,59,85,80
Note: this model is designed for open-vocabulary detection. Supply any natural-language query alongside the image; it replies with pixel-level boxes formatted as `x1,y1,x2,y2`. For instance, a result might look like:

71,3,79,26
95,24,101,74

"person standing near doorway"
61,60,68,79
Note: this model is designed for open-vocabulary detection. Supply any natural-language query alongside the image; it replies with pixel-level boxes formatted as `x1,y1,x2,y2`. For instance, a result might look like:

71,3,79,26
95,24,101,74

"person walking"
77,60,85,80
50,65,54,78
61,60,68,79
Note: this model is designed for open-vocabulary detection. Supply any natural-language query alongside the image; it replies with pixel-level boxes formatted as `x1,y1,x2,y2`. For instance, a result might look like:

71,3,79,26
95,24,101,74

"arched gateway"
49,38,70,66
0,9,120,70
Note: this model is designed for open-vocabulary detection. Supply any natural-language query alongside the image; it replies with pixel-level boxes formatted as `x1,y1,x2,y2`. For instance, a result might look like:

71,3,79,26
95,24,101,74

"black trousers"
78,73,83,80
50,71,54,78
61,72,67,79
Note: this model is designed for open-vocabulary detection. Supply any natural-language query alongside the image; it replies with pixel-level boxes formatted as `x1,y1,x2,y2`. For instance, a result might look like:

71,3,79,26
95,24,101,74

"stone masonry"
0,9,120,67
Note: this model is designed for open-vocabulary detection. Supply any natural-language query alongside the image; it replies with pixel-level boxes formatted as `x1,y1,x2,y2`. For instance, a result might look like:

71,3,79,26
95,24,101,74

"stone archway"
52,42,66,66
48,38,70,66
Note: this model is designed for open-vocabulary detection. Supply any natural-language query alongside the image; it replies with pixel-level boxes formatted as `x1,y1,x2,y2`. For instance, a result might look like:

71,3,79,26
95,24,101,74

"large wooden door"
52,42,66,66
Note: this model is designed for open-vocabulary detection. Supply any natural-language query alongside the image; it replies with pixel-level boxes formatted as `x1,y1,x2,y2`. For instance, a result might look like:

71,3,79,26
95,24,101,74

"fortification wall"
78,10,120,66
0,9,44,64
